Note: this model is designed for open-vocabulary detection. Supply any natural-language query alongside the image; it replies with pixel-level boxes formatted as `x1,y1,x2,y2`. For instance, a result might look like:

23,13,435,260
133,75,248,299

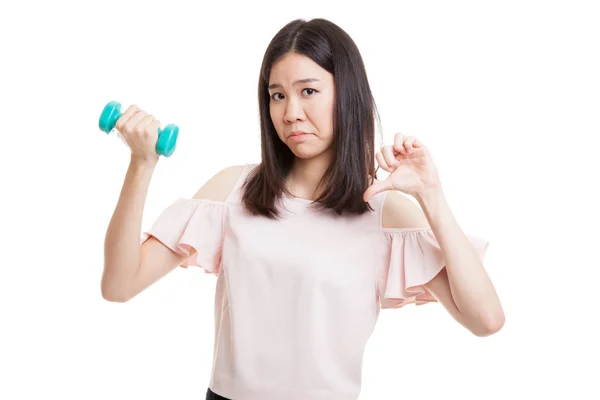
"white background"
1,0,598,398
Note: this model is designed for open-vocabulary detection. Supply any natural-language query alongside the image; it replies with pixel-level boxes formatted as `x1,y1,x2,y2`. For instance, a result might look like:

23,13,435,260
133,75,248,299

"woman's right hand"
114,104,161,166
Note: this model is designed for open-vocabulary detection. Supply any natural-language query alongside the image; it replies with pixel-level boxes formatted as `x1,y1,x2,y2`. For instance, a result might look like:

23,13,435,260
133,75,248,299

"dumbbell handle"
98,101,178,157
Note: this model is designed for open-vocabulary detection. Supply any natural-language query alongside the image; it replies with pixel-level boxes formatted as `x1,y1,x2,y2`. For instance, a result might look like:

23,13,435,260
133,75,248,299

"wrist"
415,184,444,205
129,157,157,170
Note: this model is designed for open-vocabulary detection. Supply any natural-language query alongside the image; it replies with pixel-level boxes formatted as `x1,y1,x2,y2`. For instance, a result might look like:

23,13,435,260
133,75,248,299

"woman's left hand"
364,132,441,202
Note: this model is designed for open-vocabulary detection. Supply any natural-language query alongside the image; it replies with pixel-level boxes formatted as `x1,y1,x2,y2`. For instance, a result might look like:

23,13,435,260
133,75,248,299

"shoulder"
192,164,250,202
381,190,430,229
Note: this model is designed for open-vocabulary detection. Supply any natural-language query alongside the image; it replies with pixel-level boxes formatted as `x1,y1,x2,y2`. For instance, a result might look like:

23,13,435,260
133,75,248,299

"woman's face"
268,52,335,160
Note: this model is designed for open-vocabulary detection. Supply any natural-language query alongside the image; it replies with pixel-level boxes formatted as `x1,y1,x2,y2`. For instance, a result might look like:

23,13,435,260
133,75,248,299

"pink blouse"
141,163,488,400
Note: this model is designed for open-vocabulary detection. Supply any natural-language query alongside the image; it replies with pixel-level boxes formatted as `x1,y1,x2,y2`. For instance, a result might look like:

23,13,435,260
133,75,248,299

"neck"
287,152,332,200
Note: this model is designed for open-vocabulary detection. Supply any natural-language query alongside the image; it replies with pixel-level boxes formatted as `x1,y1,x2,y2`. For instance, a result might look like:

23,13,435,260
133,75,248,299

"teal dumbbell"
98,101,179,157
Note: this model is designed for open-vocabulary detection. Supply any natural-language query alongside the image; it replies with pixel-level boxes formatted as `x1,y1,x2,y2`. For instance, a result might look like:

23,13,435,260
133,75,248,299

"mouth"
288,132,311,142
289,131,310,138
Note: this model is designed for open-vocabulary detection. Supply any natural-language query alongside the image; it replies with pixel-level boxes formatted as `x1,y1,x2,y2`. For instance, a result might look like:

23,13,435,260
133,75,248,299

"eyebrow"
268,78,321,90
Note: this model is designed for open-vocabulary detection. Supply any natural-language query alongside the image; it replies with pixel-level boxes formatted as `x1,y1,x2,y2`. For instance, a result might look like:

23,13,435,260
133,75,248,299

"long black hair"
241,18,382,219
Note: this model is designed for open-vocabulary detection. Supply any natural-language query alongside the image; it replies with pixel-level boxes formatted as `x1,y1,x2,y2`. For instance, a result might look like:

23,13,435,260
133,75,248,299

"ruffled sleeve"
378,228,489,309
140,198,226,275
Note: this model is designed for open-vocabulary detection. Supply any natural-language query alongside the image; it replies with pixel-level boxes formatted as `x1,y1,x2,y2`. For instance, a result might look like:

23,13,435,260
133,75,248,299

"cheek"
318,99,335,135
269,106,281,129
320,93,335,122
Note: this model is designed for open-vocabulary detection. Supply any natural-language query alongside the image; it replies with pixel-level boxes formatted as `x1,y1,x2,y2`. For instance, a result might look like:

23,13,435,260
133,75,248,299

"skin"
104,55,504,336
268,54,504,336
268,52,336,200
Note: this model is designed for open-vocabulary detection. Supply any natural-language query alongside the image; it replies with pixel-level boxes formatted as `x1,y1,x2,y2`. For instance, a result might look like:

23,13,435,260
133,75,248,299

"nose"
284,96,305,123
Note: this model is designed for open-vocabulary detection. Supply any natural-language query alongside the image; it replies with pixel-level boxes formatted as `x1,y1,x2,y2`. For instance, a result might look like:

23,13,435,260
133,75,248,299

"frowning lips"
289,130,310,138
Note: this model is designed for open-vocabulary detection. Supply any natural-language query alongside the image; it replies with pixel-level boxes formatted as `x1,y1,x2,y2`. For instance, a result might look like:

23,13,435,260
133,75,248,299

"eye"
270,88,319,101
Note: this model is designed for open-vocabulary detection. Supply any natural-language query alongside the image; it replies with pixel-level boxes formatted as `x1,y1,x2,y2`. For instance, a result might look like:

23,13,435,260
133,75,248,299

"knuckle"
134,125,145,135
124,122,136,133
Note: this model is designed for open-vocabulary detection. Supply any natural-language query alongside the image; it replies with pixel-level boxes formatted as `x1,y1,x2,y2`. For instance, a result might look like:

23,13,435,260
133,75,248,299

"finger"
119,110,146,134
393,132,406,155
376,150,393,172
115,104,140,132
123,110,148,134
382,145,400,168
135,114,156,134
363,179,394,202
404,136,416,154
144,119,161,138
412,137,423,147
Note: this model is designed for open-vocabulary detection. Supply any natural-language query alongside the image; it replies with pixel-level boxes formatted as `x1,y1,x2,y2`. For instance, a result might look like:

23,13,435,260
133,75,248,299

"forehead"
268,53,330,85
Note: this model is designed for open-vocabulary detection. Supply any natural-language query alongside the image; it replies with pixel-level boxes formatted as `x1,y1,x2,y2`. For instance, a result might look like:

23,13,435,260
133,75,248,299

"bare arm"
101,160,156,302
101,164,246,302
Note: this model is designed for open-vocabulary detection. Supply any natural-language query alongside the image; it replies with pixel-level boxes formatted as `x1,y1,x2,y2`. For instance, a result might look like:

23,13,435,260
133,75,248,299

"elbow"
102,290,130,303
472,311,505,337
101,278,131,303
101,287,130,303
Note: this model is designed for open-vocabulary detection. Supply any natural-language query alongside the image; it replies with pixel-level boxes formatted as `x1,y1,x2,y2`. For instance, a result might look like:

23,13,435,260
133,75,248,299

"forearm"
416,188,504,332
102,160,155,300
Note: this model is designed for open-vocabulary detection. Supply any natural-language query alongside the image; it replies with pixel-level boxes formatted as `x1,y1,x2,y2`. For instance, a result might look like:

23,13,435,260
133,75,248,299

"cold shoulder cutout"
139,163,490,400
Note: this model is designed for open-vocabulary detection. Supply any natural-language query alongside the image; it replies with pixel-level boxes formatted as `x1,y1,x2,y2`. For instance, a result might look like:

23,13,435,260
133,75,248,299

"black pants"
206,387,231,400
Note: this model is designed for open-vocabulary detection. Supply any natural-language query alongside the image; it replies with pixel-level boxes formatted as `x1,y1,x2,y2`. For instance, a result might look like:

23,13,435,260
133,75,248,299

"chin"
289,146,331,160
290,150,317,159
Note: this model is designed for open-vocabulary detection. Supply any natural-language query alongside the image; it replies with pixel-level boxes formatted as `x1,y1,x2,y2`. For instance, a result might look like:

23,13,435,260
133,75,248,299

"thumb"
363,179,394,203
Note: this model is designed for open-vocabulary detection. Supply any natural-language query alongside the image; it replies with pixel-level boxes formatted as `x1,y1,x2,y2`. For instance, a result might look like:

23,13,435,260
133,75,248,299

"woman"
102,18,504,400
